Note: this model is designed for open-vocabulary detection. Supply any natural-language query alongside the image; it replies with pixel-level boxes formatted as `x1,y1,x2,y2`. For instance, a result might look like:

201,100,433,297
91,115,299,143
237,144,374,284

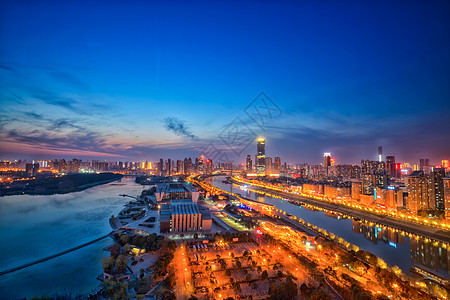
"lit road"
229,178,450,244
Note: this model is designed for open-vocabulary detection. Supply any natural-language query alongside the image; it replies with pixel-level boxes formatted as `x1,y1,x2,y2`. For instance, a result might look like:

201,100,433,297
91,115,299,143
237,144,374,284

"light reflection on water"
0,177,145,299
208,176,450,278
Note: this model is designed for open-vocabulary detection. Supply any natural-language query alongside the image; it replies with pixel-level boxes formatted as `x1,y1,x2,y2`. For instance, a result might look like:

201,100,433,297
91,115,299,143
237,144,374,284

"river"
207,176,450,279
0,177,145,299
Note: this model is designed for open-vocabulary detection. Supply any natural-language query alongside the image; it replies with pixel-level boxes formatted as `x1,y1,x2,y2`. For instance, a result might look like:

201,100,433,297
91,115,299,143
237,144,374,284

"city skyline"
1,1,450,164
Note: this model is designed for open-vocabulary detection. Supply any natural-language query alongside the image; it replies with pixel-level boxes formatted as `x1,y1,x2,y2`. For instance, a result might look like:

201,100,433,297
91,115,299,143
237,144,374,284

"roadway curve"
228,178,450,244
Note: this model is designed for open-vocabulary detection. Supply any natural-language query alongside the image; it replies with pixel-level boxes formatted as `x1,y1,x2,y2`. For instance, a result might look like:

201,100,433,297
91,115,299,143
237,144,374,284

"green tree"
115,255,128,273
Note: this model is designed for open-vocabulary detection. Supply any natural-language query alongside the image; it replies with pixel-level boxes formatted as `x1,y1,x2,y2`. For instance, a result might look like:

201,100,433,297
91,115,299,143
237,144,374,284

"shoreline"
0,173,124,197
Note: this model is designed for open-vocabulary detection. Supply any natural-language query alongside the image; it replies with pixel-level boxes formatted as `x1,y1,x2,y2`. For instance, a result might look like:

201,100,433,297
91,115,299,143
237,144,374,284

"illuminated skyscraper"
407,171,427,214
323,153,331,176
386,155,396,178
378,146,383,162
361,160,388,195
265,157,272,175
431,169,446,212
274,157,281,173
246,155,252,172
444,177,450,220
256,137,265,175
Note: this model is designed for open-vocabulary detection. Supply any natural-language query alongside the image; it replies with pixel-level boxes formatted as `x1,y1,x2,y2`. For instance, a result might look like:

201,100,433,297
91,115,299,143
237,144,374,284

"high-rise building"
167,158,172,175
323,153,331,176
159,158,164,175
204,159,213,175
196,156,205,174
256,137,265,175
407,170,432,214
419,158,430,171
442,160,449,169
443,177,450,219
177,160,183,174
25,163,39,177
431,169,446,212
378,146,383,162
386,155,396,178
274,157,281,173
265,157,273,175
361,160,388,195
246,155,252,173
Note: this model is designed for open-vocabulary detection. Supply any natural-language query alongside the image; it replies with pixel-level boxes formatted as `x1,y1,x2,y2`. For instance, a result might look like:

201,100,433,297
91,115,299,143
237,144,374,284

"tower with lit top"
256,137,265,175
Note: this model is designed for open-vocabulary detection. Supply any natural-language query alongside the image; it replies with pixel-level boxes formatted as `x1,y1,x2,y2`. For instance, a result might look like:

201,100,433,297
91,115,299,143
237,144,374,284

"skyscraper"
443,177,450,220
361,160,388,195
431,169,446,212
274,157,281,173
407,171,428,214
378,146,383,162
246,155,252,173
167,158,172,175
265,157,273,175
159,158,164,176
386,155,396,178
323,153,331,176
256,137,265,175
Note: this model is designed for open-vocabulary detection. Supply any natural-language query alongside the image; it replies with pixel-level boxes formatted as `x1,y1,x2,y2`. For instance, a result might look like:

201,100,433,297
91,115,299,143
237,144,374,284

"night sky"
1,1,449,165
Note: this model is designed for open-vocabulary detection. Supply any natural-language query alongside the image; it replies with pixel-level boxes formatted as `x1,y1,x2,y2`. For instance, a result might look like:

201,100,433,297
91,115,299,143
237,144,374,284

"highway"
228,178,450,244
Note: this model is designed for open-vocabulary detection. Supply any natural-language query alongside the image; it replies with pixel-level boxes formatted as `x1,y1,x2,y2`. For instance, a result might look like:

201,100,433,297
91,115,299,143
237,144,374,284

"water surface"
0,177,145,299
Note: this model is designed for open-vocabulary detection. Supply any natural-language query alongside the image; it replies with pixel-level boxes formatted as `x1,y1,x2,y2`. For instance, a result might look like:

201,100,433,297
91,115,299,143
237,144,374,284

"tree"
245,274,252,281
236,260,242,269
116,255,128,273
123,244,131,254
120,234,130,246
261,270,268,280
102,256,115,272
257,266,262,273
110,244,121,259
268,276,298,300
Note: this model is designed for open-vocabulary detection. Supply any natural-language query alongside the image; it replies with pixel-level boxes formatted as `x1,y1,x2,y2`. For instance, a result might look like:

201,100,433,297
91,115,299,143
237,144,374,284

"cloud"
48,71,89,91
163,117,198,140
32,91,84,114
0,64,15,71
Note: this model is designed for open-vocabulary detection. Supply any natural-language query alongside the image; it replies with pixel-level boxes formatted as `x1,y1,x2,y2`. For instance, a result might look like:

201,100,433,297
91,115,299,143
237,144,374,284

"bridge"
0,232,115,277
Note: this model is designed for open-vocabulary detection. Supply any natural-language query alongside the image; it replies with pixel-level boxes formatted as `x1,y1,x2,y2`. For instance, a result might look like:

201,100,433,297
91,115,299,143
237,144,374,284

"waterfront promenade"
228,178,450,245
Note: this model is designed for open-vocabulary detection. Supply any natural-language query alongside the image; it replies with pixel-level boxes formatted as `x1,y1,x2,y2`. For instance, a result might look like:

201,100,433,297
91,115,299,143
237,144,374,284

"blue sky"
0,1,449,165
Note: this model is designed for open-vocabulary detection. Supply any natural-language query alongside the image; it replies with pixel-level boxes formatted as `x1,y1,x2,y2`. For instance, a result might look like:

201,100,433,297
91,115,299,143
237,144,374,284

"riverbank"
0,173,123,196
229,177,450,244
0,177,144,299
